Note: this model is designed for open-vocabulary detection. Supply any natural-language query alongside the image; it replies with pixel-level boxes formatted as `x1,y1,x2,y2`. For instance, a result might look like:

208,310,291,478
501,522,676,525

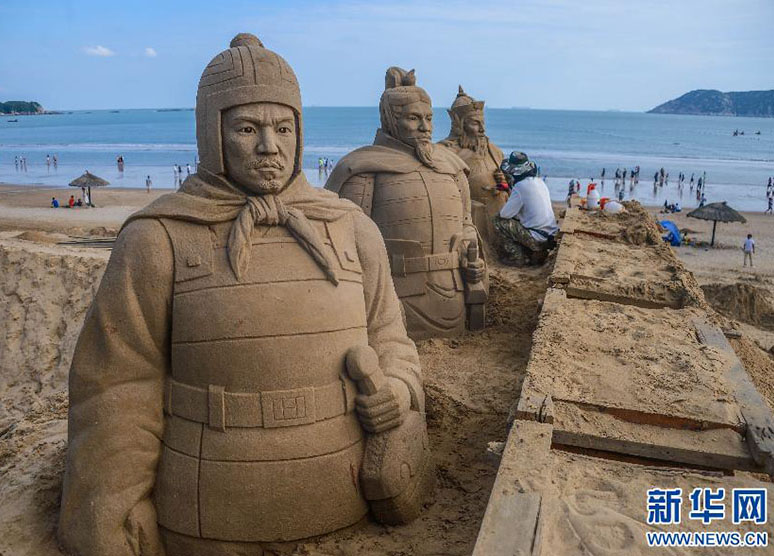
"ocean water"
1,107,773,211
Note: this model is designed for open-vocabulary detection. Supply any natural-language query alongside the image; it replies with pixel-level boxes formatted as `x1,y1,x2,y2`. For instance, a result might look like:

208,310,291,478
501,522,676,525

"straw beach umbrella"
686,201,746,247
69,171,109,207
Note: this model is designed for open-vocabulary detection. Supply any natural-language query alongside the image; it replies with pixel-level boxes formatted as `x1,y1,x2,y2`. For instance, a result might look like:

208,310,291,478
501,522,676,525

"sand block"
561,203,662,245
475,422,774,555
550,233,701,309
526,294,743,431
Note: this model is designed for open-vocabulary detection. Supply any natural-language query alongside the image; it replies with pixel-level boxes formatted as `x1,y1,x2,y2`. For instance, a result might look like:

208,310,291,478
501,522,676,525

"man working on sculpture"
59,33,431,556
494,151,558,266
326,67,486,340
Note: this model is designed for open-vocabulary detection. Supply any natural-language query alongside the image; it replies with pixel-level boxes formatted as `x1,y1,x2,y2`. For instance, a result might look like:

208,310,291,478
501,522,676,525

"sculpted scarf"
124,167,360,284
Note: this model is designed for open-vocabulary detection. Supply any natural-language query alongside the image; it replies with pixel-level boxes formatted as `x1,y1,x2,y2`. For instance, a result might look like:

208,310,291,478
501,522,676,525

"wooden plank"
694,318,774,476
552,400,759,472
474,419,552,556
564,285,678,309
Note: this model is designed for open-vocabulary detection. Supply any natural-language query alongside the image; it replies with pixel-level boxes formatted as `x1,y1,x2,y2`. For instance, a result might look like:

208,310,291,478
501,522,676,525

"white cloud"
83,45,115,57
144,47,157,58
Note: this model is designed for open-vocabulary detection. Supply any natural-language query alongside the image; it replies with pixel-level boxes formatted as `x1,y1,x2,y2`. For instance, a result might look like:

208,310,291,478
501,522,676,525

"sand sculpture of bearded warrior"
326,68,487,340
58,34,432,556
438,86,507,251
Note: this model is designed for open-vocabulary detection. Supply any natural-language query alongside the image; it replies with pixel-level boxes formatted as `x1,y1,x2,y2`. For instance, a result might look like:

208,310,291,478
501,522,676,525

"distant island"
0,100,45,115
649,89,774,117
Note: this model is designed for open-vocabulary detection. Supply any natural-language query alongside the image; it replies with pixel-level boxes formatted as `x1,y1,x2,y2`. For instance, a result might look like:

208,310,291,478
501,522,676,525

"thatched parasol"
69,171,109,207
687,201,746,246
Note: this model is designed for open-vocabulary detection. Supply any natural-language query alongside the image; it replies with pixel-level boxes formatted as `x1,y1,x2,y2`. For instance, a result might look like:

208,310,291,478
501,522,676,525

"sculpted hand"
356,377,411,434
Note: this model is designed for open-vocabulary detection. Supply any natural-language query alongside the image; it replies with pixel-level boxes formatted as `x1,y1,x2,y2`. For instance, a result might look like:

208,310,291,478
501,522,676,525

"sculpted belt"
391,252,460,276
164,377,357,432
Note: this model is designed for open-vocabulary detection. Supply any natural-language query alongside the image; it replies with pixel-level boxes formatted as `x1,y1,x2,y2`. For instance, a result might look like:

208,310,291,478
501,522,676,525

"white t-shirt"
744,238,755,252
499,176,559,241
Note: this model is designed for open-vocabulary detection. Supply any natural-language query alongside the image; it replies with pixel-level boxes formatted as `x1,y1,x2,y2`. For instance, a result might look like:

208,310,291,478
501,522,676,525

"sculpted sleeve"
337,173,375,217
455,170,475,229
59,219,173,556
353,211,424,412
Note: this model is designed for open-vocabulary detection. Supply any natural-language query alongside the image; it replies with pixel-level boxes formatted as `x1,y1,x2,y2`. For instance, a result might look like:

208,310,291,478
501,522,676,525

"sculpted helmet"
379,67,432,139
447,85,485,139
196,33,303,179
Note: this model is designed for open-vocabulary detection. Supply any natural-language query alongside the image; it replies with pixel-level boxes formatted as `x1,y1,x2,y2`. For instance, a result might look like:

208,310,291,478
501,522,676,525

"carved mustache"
247,158,284,170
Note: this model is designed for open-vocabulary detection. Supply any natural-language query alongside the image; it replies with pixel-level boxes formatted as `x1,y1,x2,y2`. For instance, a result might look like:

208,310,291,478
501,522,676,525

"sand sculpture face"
58,35,432,556
325,67,487,339
221,103,297,194
460,110,487,151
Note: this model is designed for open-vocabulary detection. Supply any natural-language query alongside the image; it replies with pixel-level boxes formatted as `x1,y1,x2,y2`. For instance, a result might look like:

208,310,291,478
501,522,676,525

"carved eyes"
236,124,293,135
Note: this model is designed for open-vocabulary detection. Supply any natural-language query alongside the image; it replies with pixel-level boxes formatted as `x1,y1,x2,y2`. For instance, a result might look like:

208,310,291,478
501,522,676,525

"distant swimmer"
146,175,152,193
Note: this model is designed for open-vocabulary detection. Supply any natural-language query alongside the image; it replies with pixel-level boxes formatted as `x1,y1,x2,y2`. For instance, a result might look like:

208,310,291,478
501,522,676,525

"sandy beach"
2,182,774,555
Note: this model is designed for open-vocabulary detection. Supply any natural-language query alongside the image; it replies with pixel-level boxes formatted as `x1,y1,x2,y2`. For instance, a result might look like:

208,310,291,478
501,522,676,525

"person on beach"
145,175,152,193
14,156,18,171
743,234,755,267
493,151,558,266
172,164,178,184
699,193,707,207
53,154,58,168
51,197,59,208
68,195,75,208
654,171,658,186
601,168,605,179
766,195,773,216
46,154,50,168
186,163,191,176
567,180,575,207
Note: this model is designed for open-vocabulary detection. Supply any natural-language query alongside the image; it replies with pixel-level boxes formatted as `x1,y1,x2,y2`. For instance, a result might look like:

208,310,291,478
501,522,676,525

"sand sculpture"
326,68,487,340
58,34,432,556
439,86,507,251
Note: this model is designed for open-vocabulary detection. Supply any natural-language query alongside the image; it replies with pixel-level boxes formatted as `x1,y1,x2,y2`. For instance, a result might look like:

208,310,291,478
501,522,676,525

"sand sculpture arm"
337,173,375,217
353,211,424,412
59,219,172,556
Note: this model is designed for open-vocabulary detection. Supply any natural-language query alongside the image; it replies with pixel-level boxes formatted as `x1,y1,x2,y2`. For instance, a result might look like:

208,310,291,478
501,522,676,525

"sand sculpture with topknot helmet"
58,33,432,556
326,67,488,339
439,86,507,252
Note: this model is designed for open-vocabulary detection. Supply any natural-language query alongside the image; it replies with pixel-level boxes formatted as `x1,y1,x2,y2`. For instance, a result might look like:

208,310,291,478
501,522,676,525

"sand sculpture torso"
326,69,487,340
439,86,507,250
59,34,431,556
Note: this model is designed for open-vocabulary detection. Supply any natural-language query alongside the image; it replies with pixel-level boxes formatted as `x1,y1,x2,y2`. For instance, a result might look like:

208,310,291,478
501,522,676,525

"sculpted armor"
154,214,369,542
327,69,487,340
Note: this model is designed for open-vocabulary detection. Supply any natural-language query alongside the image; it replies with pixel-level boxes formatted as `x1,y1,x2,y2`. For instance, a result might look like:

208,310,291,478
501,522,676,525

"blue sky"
0,0,772,111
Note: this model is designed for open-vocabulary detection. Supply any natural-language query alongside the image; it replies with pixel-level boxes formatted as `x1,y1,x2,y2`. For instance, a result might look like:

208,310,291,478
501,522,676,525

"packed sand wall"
0,238,107,556
0,239,108,419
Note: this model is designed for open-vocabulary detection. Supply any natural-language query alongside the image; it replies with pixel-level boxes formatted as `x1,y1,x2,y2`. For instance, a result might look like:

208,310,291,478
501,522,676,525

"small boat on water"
7,119,18,122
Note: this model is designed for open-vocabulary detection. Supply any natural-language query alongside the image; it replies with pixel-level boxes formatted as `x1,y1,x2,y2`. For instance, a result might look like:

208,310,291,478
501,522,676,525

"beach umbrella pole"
711,220,717,246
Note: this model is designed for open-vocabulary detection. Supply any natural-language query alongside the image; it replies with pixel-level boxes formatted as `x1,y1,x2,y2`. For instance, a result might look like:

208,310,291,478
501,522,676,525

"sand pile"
702,282,774,332
0,235,549,556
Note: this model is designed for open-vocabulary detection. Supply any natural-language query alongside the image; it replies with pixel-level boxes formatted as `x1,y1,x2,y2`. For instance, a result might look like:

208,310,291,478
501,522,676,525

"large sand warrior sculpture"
58,33,432,556
326,68,487,340
439,86,507,250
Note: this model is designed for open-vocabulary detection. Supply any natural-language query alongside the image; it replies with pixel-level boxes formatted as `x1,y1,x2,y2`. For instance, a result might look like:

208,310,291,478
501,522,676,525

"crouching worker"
493,152,558,266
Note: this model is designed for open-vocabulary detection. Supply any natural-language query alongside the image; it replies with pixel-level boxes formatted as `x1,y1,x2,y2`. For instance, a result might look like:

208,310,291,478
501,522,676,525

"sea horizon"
2,106,773,211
